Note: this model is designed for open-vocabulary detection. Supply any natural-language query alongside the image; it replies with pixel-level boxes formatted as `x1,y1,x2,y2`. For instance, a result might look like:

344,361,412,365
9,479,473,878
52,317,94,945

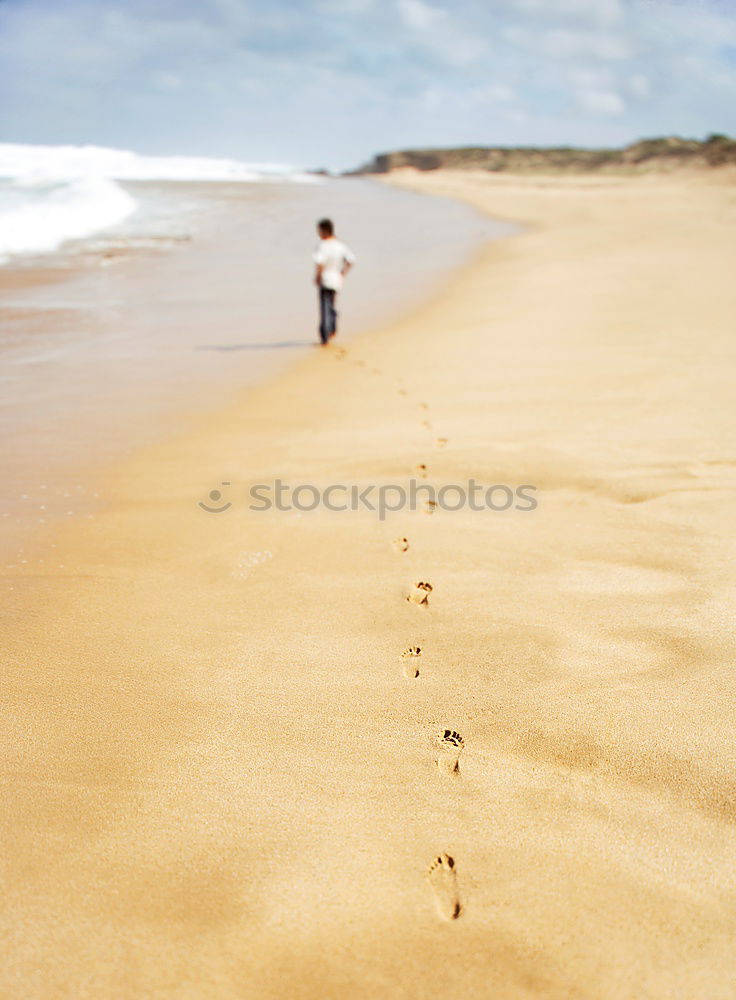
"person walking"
313,218,355,344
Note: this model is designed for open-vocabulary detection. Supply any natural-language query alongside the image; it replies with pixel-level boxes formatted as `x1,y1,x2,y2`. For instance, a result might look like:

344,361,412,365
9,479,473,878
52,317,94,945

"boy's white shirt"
313,237,356,291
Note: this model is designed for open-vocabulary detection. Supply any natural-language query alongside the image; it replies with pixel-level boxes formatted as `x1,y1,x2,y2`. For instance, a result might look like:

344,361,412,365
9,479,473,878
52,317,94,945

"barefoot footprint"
423,500,436,515
392,537,409,553
435,437,448,449
434,729,464,775
400,645,422,678
427,853,462,921
415,463,428,478
407,581,432,605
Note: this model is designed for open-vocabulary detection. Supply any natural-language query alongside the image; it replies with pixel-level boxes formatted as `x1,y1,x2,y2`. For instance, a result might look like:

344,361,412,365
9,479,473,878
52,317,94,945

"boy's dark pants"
318,286,337,343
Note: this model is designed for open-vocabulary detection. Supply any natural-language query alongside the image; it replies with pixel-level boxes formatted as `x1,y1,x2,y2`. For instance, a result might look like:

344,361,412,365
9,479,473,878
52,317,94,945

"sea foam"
0,143,317,259
0,143,317,183
0,176,137,257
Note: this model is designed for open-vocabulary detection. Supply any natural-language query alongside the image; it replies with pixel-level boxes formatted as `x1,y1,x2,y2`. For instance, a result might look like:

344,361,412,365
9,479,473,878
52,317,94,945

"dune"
2,166,736,998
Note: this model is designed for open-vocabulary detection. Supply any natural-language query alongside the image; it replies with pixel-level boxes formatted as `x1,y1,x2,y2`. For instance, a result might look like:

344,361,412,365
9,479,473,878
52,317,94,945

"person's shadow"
195,340,313,351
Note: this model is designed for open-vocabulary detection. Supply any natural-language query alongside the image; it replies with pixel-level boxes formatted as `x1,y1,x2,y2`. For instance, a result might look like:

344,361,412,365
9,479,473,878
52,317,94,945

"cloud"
627,73,651,100
473,83,518,104
575,87,627,115
152,71,183,91
542,28,632,60
0,0,733,168
568,67,615,89
397,0,444,30
395,0,488,66
513,0,623,27
317,0,375,11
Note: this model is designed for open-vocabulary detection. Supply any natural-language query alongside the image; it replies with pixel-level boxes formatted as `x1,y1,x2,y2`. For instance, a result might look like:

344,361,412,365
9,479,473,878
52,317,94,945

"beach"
0,176,504,557
3,167,736,998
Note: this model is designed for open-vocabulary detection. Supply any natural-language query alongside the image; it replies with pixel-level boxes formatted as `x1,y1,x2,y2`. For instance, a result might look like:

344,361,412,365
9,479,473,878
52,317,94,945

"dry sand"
3,168,736,998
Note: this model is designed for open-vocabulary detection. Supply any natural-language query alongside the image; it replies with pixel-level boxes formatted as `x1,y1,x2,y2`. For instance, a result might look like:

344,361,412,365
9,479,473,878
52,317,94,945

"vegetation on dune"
351,134,736,174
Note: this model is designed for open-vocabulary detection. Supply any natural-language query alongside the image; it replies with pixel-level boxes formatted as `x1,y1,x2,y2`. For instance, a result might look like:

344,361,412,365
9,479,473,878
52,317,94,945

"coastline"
3,168,736,997
0,177,504,558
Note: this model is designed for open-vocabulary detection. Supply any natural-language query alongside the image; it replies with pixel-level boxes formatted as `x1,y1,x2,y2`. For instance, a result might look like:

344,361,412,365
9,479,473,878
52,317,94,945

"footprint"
407,581,432,605
415,463,428,478
421,420,432,430
435,437,448,449
426,854,462,921
398,388,408,397
423,500,436,515
419,402,430,411
333,347,347,360
392,536,409,553
434,729,464,775
400,645,422,678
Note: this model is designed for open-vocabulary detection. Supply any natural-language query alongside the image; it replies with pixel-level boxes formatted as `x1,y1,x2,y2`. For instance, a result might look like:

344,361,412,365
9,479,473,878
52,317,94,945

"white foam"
0,176,137,258
0,142,319,259
0,143,317,183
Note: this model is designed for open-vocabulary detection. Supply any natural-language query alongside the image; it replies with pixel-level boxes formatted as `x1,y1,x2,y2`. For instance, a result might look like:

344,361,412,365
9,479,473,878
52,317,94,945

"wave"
0,176,138,258
0,143,320,259
0,143,318,183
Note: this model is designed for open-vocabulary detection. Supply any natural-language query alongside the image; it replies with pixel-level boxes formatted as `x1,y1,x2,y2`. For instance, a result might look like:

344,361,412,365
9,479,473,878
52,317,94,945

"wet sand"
0,178,506,558
2,168,736,998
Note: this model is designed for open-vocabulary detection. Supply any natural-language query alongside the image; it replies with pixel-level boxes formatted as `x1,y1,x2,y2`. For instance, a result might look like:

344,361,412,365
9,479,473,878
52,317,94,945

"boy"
313,218,355,344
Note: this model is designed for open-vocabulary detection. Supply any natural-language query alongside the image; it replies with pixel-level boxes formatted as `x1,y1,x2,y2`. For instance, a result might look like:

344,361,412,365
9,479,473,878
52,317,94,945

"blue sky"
0,0,734,169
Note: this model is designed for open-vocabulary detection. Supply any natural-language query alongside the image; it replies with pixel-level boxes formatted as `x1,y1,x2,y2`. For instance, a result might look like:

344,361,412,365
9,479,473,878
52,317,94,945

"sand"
0,178,500,560
2,168,736,999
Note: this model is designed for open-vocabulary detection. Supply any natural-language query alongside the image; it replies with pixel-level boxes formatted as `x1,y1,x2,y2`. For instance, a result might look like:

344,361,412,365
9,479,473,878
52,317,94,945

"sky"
0,0,734,170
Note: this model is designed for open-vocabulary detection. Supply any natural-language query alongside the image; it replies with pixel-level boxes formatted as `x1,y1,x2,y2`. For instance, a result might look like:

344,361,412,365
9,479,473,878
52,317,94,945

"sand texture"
2,168,736,998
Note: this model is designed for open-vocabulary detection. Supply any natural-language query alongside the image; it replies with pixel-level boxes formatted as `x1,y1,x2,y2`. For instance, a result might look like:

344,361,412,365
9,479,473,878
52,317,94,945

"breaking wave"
0,143,318,258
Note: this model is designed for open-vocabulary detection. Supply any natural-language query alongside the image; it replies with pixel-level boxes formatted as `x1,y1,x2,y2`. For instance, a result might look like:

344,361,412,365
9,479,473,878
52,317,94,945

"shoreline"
3,168,736,997
0,177,506,560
